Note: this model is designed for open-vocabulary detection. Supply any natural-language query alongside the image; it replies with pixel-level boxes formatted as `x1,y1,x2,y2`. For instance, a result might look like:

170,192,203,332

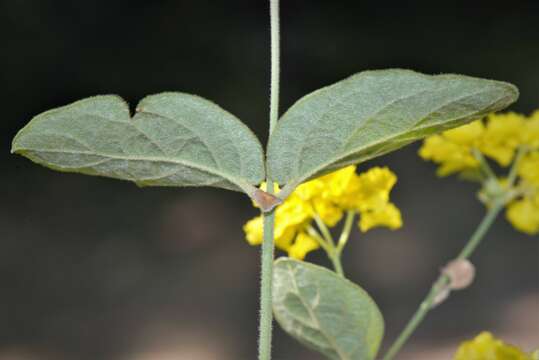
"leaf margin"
272,257,385,360
11,93,266,199
267,69,519,199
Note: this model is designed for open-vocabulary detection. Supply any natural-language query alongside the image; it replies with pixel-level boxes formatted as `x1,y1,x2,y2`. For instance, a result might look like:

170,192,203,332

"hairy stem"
268,0,280,136
382,200,505,360
259,204,275,360
258,1,280,360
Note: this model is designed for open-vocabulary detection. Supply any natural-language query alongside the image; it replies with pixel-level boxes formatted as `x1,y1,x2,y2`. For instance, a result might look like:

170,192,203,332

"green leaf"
267,69,519,197
273,258,384,360
11,93,265,197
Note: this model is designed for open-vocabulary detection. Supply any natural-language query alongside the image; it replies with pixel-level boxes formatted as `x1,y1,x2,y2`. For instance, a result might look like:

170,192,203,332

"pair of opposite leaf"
11,70,519,360
11,69,518,210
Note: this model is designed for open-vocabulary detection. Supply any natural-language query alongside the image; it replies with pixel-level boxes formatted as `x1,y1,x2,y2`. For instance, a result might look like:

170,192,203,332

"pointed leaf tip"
268,69,519,192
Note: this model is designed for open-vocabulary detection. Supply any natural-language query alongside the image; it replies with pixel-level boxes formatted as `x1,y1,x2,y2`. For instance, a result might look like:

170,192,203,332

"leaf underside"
11,93,265,195
273,258,384,360
267,69,519,196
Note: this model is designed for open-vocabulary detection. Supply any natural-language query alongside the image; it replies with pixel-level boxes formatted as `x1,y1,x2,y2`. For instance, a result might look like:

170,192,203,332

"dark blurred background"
1,1,538,359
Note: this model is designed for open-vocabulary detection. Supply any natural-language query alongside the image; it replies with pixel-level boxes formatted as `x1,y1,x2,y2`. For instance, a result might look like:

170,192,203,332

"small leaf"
12,93,265,197
267,69,518,198
273,258,384,360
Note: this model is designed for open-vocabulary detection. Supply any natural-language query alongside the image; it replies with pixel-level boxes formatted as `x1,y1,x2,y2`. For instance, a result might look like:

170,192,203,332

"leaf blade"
267,69,518,196
273,258,384,360
12,93,265,196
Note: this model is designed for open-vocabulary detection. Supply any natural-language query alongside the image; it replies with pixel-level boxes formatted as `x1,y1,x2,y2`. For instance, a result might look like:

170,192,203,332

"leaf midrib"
280,85,507,194
17,147,247,189
286,263,351,360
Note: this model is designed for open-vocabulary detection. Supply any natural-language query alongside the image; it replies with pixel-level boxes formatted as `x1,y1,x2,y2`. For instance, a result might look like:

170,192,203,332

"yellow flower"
418,121,483,176
351,167,403,232
420,111,539,177
288,232,320,260
508,145,539,236
273,196,313,251
243,216,264,245
480,112,526,166
359,202,402,232
355,167,398,211
318,165,360,209
454,332,533,360
522,110,539,148
420,110,539,236
313,201,343,227
518,152,539,187
243,165,403,259
444,119,485,144
506,194,539,235
295,178,324,202
276,195,313,227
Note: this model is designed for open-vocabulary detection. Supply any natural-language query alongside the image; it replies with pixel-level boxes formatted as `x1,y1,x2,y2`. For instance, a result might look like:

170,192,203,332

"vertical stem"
259,206,275,360
381,200,504,360
258,1,280,360
268,0,280,136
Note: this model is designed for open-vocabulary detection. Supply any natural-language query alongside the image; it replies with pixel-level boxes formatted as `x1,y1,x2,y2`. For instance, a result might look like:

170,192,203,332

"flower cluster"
419,111,539,235
243,166,402,260
454,332,535,360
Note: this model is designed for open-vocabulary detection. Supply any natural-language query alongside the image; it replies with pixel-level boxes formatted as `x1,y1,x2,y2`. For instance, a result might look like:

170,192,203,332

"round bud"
442,259,476,290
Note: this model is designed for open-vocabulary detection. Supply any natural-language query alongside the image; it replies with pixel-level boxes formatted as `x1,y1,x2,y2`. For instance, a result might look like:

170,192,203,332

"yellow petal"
295,178,324,201
443,120,484,145
523,112,539,148
506,198,539,235
518,152,539,187
320,165,358,199
354,167,398,211
288,232,320,260
275,196,313,227
454,332,533,360
243,216,264,245
419,133,479,177
274,226,297,251
313,200,344,227
480,112,526,166
359,202,402,232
